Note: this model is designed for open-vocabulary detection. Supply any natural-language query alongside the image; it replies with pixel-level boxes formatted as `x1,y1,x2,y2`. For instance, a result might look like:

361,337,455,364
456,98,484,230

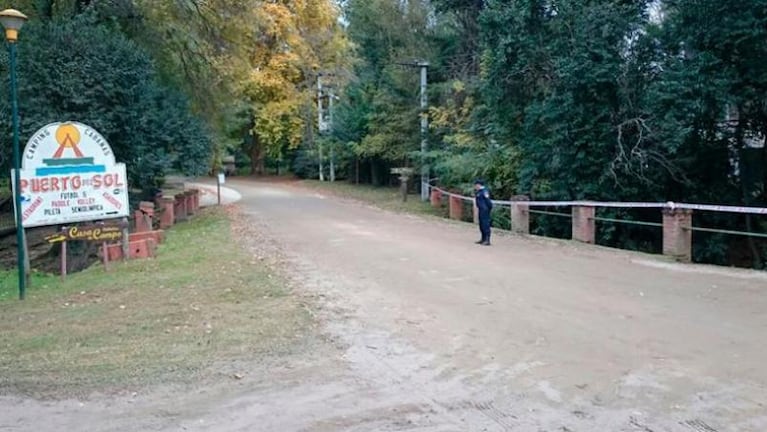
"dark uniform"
475,185,493,245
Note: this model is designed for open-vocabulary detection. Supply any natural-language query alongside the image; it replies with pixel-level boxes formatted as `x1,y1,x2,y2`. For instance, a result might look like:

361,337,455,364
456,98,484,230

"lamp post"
396,60,429,201
0,9,29,300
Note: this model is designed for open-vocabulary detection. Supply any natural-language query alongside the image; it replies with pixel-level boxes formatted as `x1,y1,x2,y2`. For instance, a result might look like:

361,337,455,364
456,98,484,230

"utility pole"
328,89,336,182
418,61,429,201
317,74,325,182
395,60,430,201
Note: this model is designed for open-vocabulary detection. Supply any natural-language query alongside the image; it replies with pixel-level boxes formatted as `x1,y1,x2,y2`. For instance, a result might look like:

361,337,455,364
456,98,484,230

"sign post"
46,222,124,275
391,167,414,203
60,240,67,279
12,122,130,279
217,172,225,205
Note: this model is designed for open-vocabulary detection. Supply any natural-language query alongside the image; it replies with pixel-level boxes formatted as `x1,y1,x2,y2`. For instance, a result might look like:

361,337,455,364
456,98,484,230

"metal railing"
530,209,572,219
425,183,767,261
427,184,767,215
592,216,662,228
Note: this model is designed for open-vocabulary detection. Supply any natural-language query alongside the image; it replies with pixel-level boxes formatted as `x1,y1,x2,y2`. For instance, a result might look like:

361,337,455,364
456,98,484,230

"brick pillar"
185,191,196,216
158,197,175,229
663,209,693,262
448,195,463,220
134,201,155,232
430,189,442,208
191,189,200,212
510,195,530,235
175,193,188,222
133,210,144,232
572,205,596,244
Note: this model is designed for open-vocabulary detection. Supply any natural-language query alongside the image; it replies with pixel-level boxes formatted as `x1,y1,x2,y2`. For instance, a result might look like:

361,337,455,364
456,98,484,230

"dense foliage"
324,0,767,266
0,1,765,266
0,0,348,190
0,2,213,194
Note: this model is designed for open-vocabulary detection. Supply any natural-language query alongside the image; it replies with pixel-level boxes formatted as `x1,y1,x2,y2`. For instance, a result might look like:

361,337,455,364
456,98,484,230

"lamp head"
0,9,28,43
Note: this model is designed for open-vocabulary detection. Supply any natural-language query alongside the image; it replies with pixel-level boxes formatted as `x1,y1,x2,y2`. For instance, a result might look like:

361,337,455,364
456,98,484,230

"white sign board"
12,122,129,228
217,173,225,185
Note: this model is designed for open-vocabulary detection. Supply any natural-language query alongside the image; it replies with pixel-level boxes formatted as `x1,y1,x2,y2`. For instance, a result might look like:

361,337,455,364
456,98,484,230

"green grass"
0,272,54,301
299,180,442,216
0,208,309,399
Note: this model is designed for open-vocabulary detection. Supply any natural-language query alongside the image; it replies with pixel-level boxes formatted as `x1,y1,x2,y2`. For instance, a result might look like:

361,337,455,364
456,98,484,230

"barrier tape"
425,184,767,216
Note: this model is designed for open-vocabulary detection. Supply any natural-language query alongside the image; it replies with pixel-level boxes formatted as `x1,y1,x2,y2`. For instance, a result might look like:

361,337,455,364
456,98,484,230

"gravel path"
2,179,765,432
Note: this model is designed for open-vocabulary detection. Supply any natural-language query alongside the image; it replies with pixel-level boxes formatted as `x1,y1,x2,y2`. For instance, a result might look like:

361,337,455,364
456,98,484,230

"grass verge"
0,207,309,399
298,180,442,216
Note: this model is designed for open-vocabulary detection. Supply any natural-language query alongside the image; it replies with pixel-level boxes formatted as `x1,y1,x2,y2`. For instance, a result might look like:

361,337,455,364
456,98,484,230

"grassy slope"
0,208,308,398
298,180,444,216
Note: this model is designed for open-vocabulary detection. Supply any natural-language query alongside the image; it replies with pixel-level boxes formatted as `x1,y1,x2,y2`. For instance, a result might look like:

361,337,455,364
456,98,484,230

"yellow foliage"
430,80,480,149
137,0,352,159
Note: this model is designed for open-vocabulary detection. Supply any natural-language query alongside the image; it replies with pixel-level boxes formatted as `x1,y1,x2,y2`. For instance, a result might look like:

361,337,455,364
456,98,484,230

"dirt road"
3,179,766,431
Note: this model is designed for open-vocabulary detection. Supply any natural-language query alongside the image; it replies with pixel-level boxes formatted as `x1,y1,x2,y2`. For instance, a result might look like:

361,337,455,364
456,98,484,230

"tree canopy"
1,0,765,266
0,9,211,194
328,0,767,266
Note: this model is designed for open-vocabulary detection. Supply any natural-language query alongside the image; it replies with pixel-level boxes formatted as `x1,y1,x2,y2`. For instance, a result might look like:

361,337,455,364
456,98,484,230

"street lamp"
1,8,28,300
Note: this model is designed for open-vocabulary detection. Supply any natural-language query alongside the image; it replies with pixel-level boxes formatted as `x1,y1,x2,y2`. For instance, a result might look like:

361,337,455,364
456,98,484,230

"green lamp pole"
0,9,29,300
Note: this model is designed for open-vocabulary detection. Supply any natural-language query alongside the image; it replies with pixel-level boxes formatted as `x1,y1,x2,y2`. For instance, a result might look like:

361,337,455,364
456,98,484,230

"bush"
0,13,212,192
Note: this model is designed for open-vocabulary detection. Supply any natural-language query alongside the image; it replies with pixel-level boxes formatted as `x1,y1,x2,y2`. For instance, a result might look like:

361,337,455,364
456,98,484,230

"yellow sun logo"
53,123,83,158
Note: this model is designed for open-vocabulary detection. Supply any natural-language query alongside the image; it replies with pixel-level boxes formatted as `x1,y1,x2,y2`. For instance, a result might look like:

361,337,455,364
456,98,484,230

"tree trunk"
354,157,360,184
318,142,325,181
734,108,762,268
371,160,381,186
329,143,335,182
249,138,265,176
744,215,762,269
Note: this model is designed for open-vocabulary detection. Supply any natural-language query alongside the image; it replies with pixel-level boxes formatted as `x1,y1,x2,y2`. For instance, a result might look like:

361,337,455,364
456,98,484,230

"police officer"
474,179,493,245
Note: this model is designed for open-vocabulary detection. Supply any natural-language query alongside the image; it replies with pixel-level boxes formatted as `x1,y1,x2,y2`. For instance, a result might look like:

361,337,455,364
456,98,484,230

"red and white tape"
426,184,767,215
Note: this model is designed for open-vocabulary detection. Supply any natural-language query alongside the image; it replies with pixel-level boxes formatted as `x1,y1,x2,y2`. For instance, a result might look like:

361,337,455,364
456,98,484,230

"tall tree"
641,0,767,265
0,13,212,193
334,0,440,184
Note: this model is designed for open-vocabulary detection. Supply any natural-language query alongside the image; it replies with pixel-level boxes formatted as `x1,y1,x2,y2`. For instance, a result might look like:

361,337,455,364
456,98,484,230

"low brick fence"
428,185,767,263
101,188,202,261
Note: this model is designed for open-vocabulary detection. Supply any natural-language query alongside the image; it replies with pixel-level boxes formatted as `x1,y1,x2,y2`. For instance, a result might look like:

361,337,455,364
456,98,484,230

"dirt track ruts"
2,179,766,432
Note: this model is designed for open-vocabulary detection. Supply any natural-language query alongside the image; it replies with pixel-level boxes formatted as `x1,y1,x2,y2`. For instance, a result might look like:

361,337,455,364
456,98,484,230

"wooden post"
391,168,414,203
61,240,67,279
121,217,130,261
102,241,109,271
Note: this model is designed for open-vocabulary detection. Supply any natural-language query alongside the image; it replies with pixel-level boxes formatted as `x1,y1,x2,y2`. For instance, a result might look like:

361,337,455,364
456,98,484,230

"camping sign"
12,122,129,228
